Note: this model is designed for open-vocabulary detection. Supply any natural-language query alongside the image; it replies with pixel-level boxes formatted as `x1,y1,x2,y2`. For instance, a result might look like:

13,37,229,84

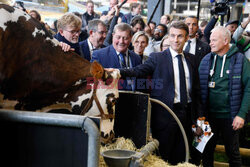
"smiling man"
79,19,107,61
114,21,203,165
91,23,141,90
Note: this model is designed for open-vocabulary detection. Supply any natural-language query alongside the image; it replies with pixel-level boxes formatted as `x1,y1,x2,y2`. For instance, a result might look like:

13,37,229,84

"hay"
99,137,196,167
101,137,137,151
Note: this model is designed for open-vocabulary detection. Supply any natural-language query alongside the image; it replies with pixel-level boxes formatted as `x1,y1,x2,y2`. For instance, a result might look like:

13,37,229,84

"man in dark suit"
79,19,107,61
91,23,141,90
184,16,211,64
112,21,202,165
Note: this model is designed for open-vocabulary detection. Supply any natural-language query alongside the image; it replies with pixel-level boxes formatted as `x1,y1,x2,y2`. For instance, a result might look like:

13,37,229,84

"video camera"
210,0,236,16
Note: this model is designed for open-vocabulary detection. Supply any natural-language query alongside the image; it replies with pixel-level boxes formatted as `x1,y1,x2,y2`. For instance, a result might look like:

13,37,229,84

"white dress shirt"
87,38,95,58
169,47,192,104
115,50,132,68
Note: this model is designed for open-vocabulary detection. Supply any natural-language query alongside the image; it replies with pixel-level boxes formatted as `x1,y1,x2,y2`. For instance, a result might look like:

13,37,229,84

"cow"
0,3,120,143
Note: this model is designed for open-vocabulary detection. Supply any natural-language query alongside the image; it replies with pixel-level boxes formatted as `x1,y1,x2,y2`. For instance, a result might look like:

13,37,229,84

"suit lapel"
195,39,202,55
184,53,193,86
166,49,174,83
80,40,91,61
85,41,91,61
129,51,135,67
110,46,121,68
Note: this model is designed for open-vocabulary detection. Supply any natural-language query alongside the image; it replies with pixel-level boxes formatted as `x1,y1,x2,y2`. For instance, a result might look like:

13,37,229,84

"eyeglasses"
64,29,81,35
155,28,163,33
96,31,107,35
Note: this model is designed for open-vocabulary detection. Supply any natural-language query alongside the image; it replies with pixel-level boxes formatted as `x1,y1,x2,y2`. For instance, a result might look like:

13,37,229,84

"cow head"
70,62,120,144
0,4,120,144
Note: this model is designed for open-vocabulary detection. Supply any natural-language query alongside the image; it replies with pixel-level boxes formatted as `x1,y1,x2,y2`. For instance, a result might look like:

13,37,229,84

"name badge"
208,81,215,88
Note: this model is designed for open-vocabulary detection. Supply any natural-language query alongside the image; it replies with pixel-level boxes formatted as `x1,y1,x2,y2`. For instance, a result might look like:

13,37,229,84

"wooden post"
215,145,250,157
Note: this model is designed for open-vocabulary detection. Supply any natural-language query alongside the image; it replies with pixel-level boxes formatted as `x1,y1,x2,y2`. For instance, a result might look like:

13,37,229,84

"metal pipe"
149,98,189,162
0,109,101,167
147,0,162,25
130,139,159,167
0,109,85,128
83,117,100,167
138,139,159,158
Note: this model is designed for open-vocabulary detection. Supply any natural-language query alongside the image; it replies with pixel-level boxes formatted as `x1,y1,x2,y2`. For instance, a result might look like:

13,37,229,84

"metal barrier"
114,91,189,162
0,109,100,167
150,98,190,162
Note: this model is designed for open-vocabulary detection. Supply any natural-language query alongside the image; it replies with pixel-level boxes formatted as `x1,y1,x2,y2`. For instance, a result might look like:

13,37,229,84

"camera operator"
204,0,242,44
204,15,239,44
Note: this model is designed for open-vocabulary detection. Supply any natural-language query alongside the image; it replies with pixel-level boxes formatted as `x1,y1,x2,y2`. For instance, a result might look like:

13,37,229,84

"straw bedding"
99,137,196,167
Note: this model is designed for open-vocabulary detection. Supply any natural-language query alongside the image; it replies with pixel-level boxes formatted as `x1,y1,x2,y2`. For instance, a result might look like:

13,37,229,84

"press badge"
208,81,215,88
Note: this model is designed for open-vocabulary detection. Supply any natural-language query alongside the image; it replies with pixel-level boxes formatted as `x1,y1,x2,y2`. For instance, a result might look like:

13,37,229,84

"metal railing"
0,109,100,167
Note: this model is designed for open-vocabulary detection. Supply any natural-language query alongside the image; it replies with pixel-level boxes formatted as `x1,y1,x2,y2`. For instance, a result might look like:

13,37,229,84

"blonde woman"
132,31,149,63
160,35,170,51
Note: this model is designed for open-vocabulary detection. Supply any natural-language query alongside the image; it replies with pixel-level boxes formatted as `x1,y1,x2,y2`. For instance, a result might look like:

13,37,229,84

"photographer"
204,15,239,44
204,0,241,44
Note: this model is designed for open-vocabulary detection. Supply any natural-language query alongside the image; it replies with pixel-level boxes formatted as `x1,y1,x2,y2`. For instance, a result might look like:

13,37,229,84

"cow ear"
90,61,104,80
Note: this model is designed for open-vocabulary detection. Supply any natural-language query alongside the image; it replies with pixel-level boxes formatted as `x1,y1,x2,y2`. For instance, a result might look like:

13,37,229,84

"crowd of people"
20,0,250,166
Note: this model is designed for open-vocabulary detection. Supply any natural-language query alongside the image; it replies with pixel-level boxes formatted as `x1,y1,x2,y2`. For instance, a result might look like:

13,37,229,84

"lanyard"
119,52,130,69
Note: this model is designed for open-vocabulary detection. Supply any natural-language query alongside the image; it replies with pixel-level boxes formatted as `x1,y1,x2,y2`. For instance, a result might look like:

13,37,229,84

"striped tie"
119,53,126,68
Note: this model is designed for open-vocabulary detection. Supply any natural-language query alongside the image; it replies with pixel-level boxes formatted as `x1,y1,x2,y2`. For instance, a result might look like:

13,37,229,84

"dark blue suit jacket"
91,45,141,68
120,48,202,129
91,45,141,90
79,40,91,61
195,38,211,64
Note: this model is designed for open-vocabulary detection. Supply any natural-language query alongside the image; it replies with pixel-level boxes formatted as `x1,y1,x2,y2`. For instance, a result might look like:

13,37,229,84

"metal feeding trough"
101,149,136,167
101,139,159,167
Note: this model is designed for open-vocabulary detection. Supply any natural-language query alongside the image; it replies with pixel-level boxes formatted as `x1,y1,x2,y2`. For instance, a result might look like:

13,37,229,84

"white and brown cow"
0,3,119,143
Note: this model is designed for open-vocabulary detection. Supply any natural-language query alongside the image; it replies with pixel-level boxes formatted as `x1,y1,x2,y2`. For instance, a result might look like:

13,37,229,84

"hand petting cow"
0,4,120,143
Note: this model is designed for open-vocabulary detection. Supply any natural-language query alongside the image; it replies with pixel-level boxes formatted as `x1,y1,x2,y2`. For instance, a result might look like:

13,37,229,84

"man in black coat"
111,21,202,165
184,16,211,64
81,1,100,38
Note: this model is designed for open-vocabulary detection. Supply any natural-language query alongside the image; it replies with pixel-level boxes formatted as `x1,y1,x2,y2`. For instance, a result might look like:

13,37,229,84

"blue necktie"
177,54,187,105
119,53,126,68
184,40,191,53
